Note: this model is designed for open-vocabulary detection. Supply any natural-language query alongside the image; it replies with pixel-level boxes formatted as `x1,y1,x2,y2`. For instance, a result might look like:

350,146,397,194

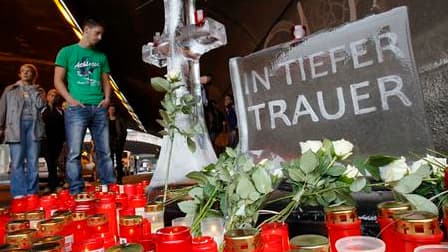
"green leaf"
178,200,198,215
350,177,367,192
236,175,257,199
188,187,204,200
323,191,337,203
367,155,398,167
326,165,346,176
394,174,423,194
151,77,170,92
252,167,273,194
300,150,318,174
156,119,168,129
187,137,196,153
288,169,306,182
413,164,432,178
186,171,209,185
403,193,438,215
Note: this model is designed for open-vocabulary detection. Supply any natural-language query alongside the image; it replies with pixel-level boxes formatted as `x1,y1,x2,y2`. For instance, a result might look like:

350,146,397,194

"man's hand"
67,98,84,107
98,97,110,108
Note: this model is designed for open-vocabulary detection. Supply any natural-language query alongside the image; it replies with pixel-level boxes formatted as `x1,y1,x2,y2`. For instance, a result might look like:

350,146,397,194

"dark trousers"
44,139,64,191
111,147,124,183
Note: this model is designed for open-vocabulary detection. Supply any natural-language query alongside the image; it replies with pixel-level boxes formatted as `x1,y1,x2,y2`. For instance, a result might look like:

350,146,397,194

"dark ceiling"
2,0,448,153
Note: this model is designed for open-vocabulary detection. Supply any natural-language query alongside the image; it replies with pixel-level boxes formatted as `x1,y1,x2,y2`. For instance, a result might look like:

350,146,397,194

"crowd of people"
0,17,238,199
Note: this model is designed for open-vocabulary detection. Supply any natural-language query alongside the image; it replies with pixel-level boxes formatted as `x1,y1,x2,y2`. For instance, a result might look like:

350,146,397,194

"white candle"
201,217,225,245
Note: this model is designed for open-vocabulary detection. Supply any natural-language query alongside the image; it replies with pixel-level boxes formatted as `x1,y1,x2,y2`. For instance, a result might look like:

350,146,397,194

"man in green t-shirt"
54,17,116,194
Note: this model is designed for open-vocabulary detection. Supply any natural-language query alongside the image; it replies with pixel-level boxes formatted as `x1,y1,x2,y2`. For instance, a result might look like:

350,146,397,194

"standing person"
0,64,46,198
108,104,127,184
224,94,238,148
54,17,116,194
42,89,65,192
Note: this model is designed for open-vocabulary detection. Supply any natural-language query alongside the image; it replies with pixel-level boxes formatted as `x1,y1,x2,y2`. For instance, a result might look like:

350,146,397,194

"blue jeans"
65,105,115,194
9,119,40,197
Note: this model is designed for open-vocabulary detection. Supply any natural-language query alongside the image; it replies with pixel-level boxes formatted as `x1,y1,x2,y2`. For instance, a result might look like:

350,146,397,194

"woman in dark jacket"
0,64,46,198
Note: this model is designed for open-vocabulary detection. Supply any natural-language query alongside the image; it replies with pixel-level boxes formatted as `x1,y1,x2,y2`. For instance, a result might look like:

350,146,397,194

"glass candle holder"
75,236,105,252
171,216,193,227
192,236,218,252
155,226,192,252
87,214,109,235
37,219,64,238
335,236,385,252
261,222,289,251
119,215,143,244
0,207,9,244
6,229,37,249
25,210,45,230
128,194,146,217
144,203,164,233
10,197,27,214
25,194,40,211
200,217,225,245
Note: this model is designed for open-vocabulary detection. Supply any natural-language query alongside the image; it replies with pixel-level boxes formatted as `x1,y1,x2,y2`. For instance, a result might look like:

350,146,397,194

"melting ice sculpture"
142,0,227,192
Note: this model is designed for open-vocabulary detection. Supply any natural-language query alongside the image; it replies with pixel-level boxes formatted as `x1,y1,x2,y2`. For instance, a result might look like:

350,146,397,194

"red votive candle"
0,207,10,244
74,192,96,216
39,194,60,219
109,183,119,193
96,192,117,236
155,226,192,252
25,194,40,211
74,236,104,252
119,215,143,244
377,201,411,252
7,220,30,233
10,197,27,214
72,211,88,244
52,210,75,251
261,222,290,251
87,214,109,235
192,236,218,252
128,194,146,217
325,205,361,252
395,211,444,252
136,182,145,196
123,184,137,196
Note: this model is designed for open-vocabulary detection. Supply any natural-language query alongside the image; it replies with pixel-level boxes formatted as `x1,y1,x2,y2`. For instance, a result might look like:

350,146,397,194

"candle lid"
395,211,441,235
7,219,30,232
26,210,45,220
106,243,144,252
290,234,329,250
325,205,358,224
74,192,95,202
87,213,108,226
145,203,163,212
72,211,88,221
52,210,73,223
325,205,355,214
37,218,64,233
119,215,143,226
398,211,438,222
31,242,62,252
12,212,27,220
6,228,37,238
377,201,412,219
33,235,64,246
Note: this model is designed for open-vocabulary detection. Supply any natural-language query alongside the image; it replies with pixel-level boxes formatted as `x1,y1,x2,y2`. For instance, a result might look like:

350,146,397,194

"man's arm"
54,66,81,107
98,72,111,108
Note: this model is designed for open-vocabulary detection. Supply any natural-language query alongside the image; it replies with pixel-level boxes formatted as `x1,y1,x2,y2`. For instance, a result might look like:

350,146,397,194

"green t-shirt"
55,43,110,105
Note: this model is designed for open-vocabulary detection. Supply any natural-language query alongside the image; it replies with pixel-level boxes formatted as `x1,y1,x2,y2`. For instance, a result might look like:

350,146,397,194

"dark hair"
82,17,105,29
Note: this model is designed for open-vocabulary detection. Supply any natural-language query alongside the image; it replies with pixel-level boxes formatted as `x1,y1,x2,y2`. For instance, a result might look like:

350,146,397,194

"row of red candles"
0,182,294,252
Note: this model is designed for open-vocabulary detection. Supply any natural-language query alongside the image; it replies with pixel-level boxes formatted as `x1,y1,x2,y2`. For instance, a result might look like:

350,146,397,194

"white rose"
411,155,447,177
332,139,354,158
379,157,410,182
344,164,362,178
299,140,322,154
